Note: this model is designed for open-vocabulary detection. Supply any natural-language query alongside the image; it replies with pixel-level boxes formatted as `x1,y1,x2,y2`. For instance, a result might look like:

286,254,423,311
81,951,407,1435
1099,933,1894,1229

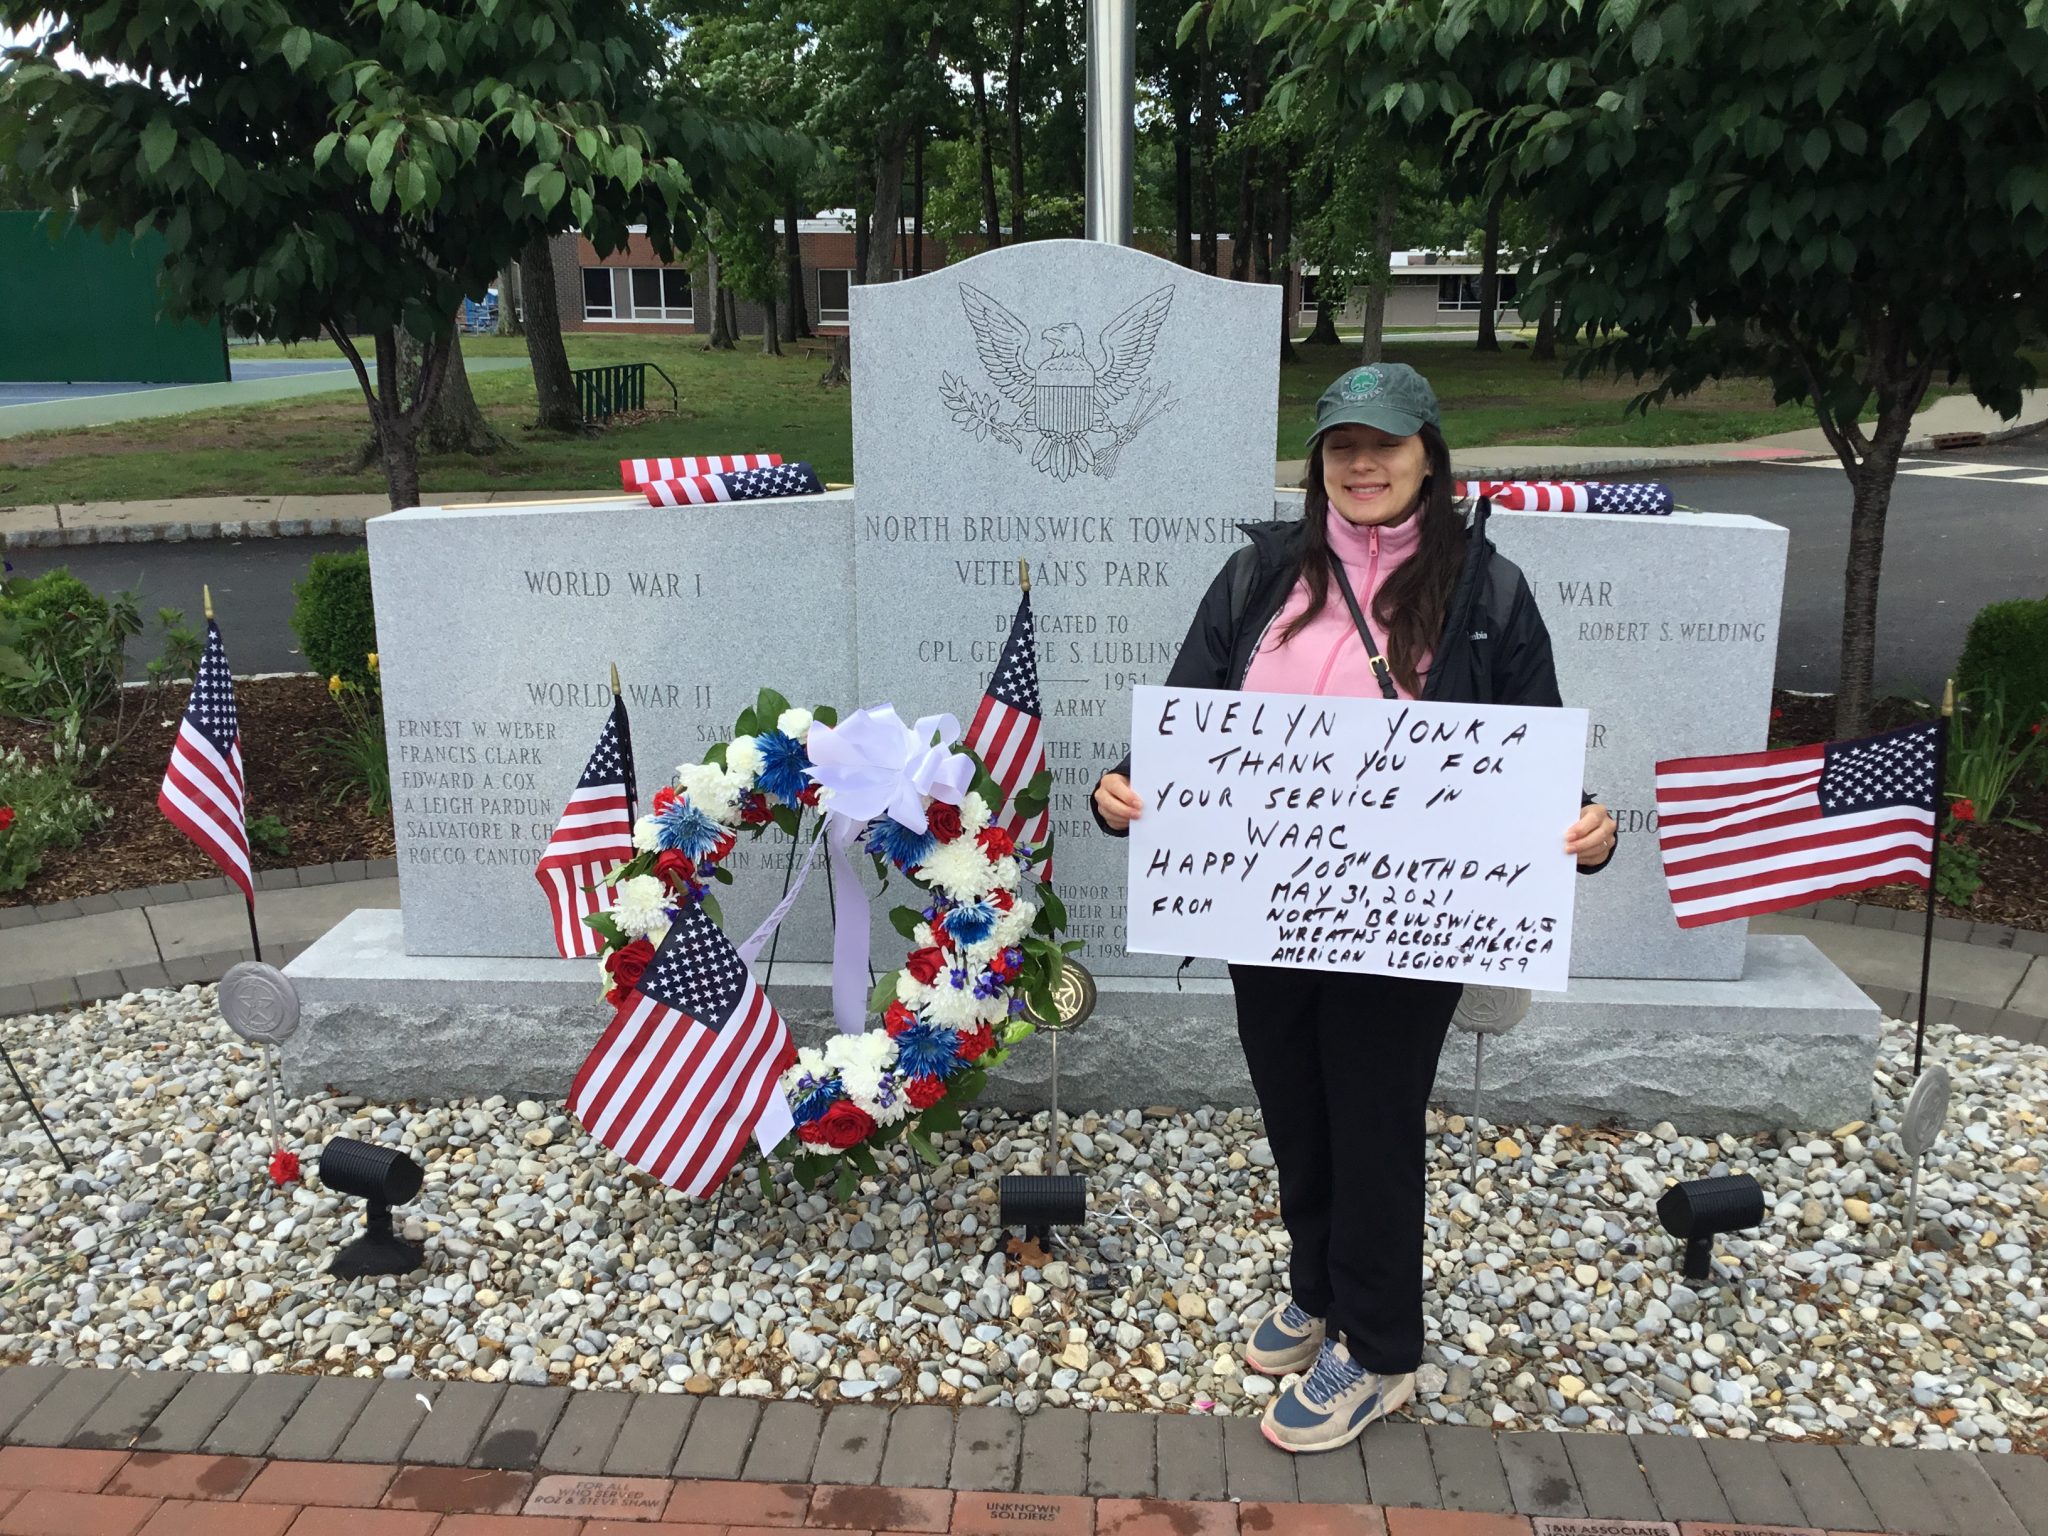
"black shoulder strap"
1327,557,1400,701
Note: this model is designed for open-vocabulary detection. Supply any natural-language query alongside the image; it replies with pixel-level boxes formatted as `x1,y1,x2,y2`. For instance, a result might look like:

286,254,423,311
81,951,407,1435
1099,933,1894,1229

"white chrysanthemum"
824,1030,893,1073
924,985,985,1030
612,875,670,939
786,1044,830,1082
962,937,1003,973
995,901,1036,945
896,973,932,1009
633,816,661,851
978,992,1009,1025
920,839,994,902
675,762,744,823
989,856,1021,890
960,792,991,835
724,734,765,781
868,1075,912,1126
777,707,814,740
837,1062,884,1113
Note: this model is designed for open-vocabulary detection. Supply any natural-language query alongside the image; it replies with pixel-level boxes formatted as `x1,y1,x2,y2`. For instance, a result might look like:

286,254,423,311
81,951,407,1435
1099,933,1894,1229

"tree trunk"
1231,51,1263,282
1476,187,1504,352
783,194,809,339
497,262,523,336
854,191,871,284
332,322,451,511
1197,21,1218,275
866,134,909,286
762,281,781,355
723,285,741,342
1831,375,1929,737
520,234,581,433
1360,175,1399,364
1006,0,1028,243
1173,67,1194,267
419,329,502,455
1272,163,1296,365
1306,299,1340,347
1531,284,1558,361
706,247,736,349
819,334,851,387
911,132,925,275
972,59,1003,248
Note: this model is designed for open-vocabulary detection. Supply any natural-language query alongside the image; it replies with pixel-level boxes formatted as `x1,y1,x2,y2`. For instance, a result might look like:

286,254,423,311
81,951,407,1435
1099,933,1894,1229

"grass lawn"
0,328,1952,506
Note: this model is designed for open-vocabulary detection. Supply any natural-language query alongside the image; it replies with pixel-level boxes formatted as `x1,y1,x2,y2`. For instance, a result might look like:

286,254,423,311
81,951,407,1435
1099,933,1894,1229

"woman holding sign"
1092,362,1617,1455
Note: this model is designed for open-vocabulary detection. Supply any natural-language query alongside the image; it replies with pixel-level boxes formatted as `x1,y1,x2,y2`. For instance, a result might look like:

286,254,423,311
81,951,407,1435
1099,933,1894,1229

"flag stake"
1913,680,1955,1076
203,584,213,621
610,661,621,698
1,1041,70,1171
1019,558,1031,592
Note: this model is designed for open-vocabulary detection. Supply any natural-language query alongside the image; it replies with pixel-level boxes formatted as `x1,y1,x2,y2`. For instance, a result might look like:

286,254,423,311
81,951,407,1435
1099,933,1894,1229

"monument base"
284,912,1879,1134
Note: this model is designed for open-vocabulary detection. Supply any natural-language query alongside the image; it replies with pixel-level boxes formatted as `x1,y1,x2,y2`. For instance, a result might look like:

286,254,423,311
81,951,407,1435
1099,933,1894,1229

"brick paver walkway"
4,1365,2047,1536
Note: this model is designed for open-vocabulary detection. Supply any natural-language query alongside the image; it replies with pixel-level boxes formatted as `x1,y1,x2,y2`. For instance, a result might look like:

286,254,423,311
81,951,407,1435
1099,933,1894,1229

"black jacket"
1093,498,1615,871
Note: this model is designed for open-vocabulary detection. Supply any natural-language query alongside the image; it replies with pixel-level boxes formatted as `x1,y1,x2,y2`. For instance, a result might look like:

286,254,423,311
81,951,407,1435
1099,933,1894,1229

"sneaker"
1243,1298,1325,1377
1259,1336,1414,1454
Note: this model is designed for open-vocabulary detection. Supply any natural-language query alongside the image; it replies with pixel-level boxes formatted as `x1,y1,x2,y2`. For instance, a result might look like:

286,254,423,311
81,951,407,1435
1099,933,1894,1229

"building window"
629,267,692,321
582,267,618,319
1437,274,1518,311
817,268,852,325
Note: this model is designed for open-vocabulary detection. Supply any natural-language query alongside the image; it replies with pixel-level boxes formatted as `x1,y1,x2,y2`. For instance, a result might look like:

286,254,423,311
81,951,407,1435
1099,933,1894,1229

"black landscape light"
998,959,1097,1250
319,1137,427,1278
1656,1173,1765,1281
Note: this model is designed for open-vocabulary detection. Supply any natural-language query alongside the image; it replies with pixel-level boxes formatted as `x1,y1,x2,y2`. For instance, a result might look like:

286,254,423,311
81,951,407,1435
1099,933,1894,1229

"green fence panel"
0,211,229,384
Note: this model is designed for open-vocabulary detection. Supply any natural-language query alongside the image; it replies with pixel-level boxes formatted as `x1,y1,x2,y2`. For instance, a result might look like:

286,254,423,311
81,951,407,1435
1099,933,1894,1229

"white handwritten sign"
1125,685,1588,990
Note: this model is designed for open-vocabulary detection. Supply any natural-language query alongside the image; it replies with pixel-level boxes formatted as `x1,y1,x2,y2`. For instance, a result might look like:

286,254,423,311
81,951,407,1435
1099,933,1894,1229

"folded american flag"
569,902,797,1194
642,462,826,507
1458,480,1674,515
620,454,780,489
1654,722,1939,927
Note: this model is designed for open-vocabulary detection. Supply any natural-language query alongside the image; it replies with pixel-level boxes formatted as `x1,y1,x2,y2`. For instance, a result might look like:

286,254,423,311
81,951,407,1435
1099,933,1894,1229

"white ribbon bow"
804,706,974,832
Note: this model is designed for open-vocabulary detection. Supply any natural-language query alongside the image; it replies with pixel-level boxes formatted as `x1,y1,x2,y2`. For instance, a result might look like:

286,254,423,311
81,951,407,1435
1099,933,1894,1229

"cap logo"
1340,368,1385,402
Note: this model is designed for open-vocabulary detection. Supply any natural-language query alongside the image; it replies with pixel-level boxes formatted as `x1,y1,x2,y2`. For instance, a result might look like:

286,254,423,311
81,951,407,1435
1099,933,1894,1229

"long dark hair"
1276,423,1467,696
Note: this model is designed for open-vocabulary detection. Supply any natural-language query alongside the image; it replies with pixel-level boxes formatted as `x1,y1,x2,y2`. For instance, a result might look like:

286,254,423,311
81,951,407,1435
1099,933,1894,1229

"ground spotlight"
319,1137,426,1278
1656,1173,1765,1281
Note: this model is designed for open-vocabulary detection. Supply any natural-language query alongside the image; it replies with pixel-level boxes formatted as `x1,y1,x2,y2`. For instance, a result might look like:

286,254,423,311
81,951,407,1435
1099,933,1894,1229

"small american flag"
1655,722,1940,927
158,619,251,900
966,591,1049,875
569,902,797,1194
642,462,826,508
620,454,780,489
1456,481,1673,515
535,696,638,958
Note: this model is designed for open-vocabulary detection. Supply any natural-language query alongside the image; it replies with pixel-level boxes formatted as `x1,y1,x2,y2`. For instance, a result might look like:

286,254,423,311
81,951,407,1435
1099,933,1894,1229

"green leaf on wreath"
849,1143,881,1178
770,804,800,837
889,906,923,940
704,741,728,767
867,972,900,1016
970,765,1007,817
733,707,759,739
918,1103,961,1134
756,1160,775,1201
1035,883,1070,934
813,705,838,728
583,910,625,948
907,1129,944,1167
833,1165,857,1202
702,893,724,926
713,865,734,884
756,687,791,726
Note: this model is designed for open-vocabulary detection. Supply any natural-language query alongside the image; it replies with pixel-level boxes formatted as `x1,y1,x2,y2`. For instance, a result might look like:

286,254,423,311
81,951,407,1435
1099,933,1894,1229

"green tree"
1235,0,2048,734
0,0,712,509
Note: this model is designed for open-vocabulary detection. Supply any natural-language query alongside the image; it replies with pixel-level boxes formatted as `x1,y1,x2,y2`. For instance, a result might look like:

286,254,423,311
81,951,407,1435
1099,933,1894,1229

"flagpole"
610,661,636,823
207,585,266,966
1913,680,1954,1076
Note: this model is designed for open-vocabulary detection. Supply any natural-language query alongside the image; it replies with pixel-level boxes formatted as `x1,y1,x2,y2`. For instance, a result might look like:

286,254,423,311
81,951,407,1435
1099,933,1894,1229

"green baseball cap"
1306,363,1441,445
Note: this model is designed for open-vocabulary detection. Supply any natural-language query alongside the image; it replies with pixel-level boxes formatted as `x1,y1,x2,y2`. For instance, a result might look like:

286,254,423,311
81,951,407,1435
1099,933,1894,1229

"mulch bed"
1772,689,2048,934
0,674,394,907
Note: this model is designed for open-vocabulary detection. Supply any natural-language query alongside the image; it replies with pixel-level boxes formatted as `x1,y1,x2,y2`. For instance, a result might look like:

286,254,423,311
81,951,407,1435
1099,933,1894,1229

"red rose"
815,1100,877,1150
884,1000,917,1036
927,800,964,842
1952,798,1977,823
907,1074,947,1110
990,888,1014,911
906,947,947,985
653,850,697,892
977,827,1015,859
740,793,773,825
652,786,678,814
604,937,657,1000
957,1024,995,1062
0,806,13,833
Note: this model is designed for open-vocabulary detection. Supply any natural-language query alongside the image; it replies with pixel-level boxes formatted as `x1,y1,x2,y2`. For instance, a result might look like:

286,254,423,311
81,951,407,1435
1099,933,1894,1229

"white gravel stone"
2,988,2044,1452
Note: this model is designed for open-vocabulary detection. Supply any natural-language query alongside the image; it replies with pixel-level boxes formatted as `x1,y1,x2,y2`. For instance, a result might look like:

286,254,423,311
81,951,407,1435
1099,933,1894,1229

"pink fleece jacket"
1243,508,1431,700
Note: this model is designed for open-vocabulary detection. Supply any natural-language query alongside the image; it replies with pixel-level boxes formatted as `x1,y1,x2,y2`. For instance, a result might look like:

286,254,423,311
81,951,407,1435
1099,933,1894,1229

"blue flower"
788,1071,839,1126
948,966,969,991
893,1022,961,1079
1009,996,1029,1016
656,800,726,859
755,730,812,804
973,971,1005,1000
867,816,934,871
943,900,998,945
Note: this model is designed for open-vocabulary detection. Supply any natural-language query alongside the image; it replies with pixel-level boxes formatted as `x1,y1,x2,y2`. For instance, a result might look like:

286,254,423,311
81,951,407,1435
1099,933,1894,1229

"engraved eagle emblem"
940,283,1178,481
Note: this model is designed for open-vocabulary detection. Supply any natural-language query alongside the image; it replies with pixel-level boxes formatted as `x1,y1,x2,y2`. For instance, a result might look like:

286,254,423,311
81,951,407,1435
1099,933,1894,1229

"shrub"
318,665,391,815
1956,595,2048,732
0,569,121,720
292,551,378,689
0,747,103,892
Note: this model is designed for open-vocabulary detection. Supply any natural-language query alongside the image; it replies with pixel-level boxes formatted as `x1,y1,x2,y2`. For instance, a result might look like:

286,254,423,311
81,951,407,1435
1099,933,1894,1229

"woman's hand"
1094,772,1144,833
1567,801,1618,868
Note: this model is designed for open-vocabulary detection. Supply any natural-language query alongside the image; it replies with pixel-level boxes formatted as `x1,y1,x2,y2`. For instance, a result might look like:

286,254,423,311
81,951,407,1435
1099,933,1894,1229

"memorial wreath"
583,688,1076,1198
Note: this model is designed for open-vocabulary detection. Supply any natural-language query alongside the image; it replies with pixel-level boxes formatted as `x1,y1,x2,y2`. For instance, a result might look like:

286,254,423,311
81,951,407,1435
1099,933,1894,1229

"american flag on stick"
1654,722,1940,927
642,462,825,508
535,693,638,958
158,617,252,901
620,453,780,489
965,584,1050,877
1456,481,1674,515
569,902,797,1194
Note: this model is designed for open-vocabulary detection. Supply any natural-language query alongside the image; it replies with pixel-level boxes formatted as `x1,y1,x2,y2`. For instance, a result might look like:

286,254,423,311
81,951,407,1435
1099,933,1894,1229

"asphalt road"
9,441,2045,697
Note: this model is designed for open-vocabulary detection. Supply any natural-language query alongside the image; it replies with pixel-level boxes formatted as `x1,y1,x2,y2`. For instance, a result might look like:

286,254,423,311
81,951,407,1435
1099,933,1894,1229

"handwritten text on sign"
1125,686,1588,990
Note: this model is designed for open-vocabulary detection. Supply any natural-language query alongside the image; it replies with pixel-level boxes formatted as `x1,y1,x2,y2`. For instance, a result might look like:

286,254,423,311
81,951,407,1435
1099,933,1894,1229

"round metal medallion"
218,961,301,1045
1901,1064,1950,1159
1023,957,1098,1033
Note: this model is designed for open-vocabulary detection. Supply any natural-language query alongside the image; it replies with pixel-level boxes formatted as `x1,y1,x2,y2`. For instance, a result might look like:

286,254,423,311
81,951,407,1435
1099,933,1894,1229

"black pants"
1230,963,1459,1375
